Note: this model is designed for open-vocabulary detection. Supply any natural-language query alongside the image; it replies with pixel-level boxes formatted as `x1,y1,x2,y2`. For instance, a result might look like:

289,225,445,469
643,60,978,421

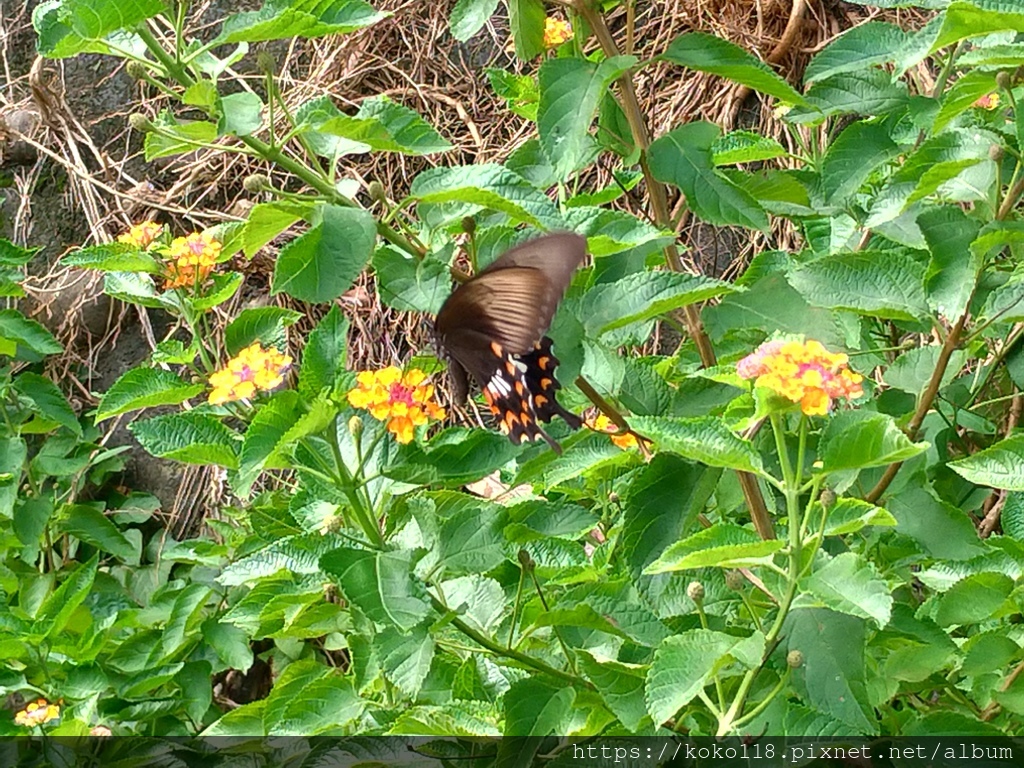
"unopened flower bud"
996,71,1013,90
128,113,153,132
243,174,271,194
461,216,476,235
787,650,804,668
687,581,705,603
348,415,364,439
256,51,277,74
608,491,619,504
989,144,1005,162
819,487,836,509
126,61,148,80
725,570,744,591
518,549,535,570
367,181,386,204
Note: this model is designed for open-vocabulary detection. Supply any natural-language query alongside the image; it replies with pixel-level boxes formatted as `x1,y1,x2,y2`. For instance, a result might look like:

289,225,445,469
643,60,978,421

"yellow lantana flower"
973,93,1000,110
117,221,163,249
164,232,222,289
543,17,572,48
737,338,864,416
347,367,446,444
208,343,292,405
586,412,638,449
14,698,60,727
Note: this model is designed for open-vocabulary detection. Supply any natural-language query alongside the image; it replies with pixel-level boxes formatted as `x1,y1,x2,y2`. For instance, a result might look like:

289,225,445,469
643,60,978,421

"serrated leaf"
950,434,1024,491
646,524,784,573
820,411,927,471
819,122,900,205
649,122,769,231
225,306,302,356
804,22,908,84
578,652,649,732
144,119,218,161
662,32,806,105
129,411,240,469
14,372,81,435
711,130,787,165
920,205,983,318
320,547,431,631
805,552,892,628
630,416,764,473
503,677,575,736
0,309,62,357
823,498,896,536
788,251,929,322
298,304,349,397
934,572,1013,626
219,0,385,43
319,96,451,155
96,368,204,422
61,243,161,273
449,0,499,41
59,505,137,562
33,554,97,638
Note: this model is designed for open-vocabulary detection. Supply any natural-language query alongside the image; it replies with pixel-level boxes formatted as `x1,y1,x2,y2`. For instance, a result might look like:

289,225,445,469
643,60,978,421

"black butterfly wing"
434,232,586,450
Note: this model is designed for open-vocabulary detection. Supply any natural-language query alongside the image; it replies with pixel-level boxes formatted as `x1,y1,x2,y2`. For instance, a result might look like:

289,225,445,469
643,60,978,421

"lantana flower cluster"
737,338,864,416
586,412,638,449
543,17,572,47
208,343,292,405
117,221,222,290
14,698,60,727
347,367,446,444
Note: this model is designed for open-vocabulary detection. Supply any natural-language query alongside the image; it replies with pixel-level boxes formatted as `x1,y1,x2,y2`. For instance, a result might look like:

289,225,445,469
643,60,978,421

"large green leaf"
804,552,892,628
920,206,982,319
14,372,81,435
449,0,499,41
262,660,366,734
320,548,431,631
661,32,806,105
934,572,1013,627
887,486,985,561
298,305,350,397
649,122,769,231
645,629,763,724
578,652,649,732
373,246,450,314
785,608,877,734
0,309,63,357
33,554,98,638
788,252,929,322
819,122,900,205
35,0,163,58
820,411,927,471
224,306,302,355
508,0,545,60
929,0,1024,53
804,21,908,84
630,416,764,474
538,56,636,180
219,0,385,43
59,504,138,563
271,205,377,302
646,524,784,573
318,96,452,155
129,411,240,469
96,368,204,422
950,435,1024,491
503,677,575,736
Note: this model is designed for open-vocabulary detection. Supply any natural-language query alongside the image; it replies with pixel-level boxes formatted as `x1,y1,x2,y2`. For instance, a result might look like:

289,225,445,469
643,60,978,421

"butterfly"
434,232,587,452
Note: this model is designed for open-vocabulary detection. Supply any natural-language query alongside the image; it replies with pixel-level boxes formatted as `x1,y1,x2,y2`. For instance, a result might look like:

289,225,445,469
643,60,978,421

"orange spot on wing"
538,356,550,370
535,395,548,406
541,378,553,390
490,341,503,357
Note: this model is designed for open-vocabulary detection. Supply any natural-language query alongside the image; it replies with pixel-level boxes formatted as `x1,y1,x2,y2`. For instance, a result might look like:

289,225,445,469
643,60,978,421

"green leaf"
263,660,365,734
0,437,27,518
387,428,522,486
298,304,349,397
920,205,982,319
271,205,377,303
932,69,999,134
225,306,302,356
935,572,1013,626
646,629,764,724
96,368,204,422
13,373,81,435
578,652,649,732
888,486,985,561
805,553,892,628
242,202,307,258
507,0,545,60
503,677,575,736
649,122,769,231
883,345,966,396
59,504,137,562
202,619,255,671
630,416,764,473
409,164,562,230
219,0,385,43
789,70,908,123
538,56,636,180
320,548,431,631
823,497,896,536
35,0,163,58
819,122,900,205
950,434,1024,491
0,309,62,357
804,21,908,84
0,239,37,266
61,243,161,273
14,497,54,546
449,0,499,41
646,524,784,573
375,623,435,698
578,271,736,336
218,91,264,137
33,554,97,637
144,119,218,161
563,208,673,256
319,96,452,155
661,32,807,106
486,69,539,121
785,608,876,733
438,502,509,575
129,411,240,469
788,251,929,322
930,1,1024,53
962,632,1019,677
711,130,787,165
820,411,927,472
374,246,450,314
981,265,1024,325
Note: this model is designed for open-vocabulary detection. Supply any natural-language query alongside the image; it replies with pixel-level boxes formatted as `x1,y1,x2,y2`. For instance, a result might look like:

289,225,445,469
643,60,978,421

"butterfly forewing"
434,232,586,450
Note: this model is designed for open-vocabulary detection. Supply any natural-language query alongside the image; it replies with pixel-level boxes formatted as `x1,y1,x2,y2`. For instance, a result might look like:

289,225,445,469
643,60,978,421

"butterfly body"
434,233,586,452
